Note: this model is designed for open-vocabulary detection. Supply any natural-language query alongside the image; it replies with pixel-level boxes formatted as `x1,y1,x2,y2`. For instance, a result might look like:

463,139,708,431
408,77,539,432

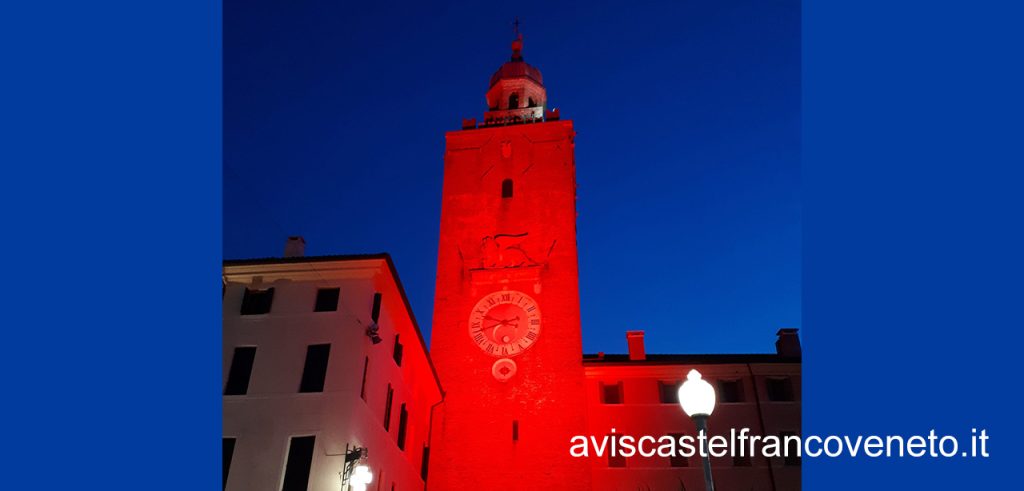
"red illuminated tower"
427,35,591,490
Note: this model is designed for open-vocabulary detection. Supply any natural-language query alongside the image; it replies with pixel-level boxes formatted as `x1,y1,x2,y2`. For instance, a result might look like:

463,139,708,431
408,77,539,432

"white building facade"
223,241,443,491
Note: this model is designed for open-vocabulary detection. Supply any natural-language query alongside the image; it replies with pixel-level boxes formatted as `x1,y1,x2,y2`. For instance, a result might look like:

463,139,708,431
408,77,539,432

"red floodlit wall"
427,119,591,491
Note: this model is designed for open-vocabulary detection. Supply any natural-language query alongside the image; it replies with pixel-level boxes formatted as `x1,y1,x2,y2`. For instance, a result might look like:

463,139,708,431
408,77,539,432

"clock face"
468,290,541,357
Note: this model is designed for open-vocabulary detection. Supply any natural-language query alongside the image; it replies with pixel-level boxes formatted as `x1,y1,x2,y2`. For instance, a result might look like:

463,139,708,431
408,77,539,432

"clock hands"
476,315,520,330
472,315,521,342
489,316,520,329
490,315,519,342
468,291,540,357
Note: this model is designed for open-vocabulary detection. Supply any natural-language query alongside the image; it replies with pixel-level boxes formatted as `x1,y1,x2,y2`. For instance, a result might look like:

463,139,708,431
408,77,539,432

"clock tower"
427,35,591,490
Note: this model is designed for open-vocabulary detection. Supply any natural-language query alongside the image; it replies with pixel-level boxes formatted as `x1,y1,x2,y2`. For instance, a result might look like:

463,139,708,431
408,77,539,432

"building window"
396,403,409,450
528,97,537,107
501,179,513,198
782,431,801,466
393,335,404,366
384,384,394,430
718,379,745,403
314,288,340,312
223,438,235,490
512,420,519,441
299,344,330,393
600,382,623,404
281,436,315,491
733,454,752,467
371,292,383,322
608,435,626,467
508,92,519,109
359,356,369,401
658,380,679,404
420,446,430,481
766,377,795,401
224,347,257,395
240,287,273,315
669,433,688,467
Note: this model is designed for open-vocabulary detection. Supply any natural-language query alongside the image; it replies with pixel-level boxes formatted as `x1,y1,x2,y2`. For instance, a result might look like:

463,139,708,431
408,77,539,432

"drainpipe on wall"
424,392,446,491
746,363,778,491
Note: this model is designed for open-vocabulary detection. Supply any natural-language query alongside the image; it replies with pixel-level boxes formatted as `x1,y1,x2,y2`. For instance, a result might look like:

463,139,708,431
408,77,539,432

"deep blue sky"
224,0,800,355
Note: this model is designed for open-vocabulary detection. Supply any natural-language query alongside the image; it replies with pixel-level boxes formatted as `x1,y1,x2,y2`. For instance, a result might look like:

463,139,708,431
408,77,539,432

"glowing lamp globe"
677,369,716,417
351,465,373,491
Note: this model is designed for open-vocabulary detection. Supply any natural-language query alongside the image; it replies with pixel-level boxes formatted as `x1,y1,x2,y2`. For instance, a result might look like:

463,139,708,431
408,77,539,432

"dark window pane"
371,292,383,322
359,357,369,401
223,438,235,490
512,420,519,441
384,384,394,430
782,432,801,466
393,335,404,366
669,433,688,467
396,404,408,450
314,288,340,312
766,377,794,402
658,380,679,404
224,347,257,395
501,179,513,198
719,379,745,403
601,382,622,404
608,436,626,467
420,447,430,481
299,344,330,393
281,436,315,491
240,288,274,315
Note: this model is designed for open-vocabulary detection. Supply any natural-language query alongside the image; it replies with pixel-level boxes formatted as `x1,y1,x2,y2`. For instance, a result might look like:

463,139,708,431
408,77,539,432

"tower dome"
488,36,544,89
483,35,547,126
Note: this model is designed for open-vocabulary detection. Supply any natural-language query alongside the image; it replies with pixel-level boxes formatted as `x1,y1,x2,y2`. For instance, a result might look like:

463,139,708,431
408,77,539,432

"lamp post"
678,369,717,491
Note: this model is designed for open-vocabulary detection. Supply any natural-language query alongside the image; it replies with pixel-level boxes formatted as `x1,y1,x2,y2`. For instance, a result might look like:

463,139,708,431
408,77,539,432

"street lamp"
678,369,717,491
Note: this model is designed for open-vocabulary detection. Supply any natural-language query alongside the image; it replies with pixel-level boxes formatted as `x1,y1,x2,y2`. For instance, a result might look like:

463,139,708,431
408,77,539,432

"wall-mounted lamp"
365,323,382,344
345,447,367,463
350,465,373,491
341,446,371,490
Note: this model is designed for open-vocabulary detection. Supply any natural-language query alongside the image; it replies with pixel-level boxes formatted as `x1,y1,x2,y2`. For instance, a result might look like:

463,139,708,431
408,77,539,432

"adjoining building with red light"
583,331,801,491
223,36,800,491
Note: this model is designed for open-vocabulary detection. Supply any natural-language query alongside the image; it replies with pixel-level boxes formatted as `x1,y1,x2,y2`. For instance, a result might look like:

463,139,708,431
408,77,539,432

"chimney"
775,328,801,357
626,330,646,361
284,236,306,258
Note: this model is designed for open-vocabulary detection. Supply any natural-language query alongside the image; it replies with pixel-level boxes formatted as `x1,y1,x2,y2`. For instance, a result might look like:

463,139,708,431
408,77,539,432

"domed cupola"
483,34,548,126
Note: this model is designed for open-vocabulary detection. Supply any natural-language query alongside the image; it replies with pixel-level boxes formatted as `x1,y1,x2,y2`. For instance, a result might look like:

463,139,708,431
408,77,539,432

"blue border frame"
2,1,1021,487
